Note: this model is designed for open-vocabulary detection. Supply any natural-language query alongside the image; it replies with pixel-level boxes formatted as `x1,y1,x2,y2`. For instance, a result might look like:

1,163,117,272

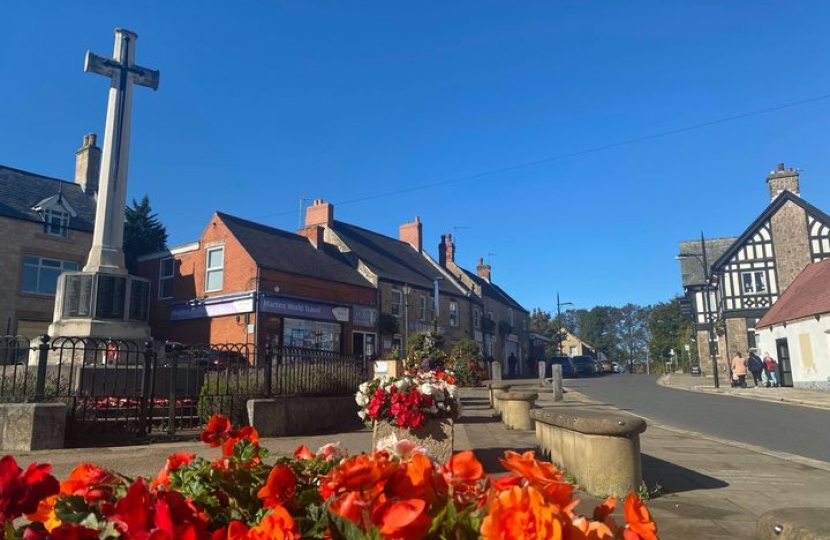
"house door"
353,332,377,361
775,338,793,387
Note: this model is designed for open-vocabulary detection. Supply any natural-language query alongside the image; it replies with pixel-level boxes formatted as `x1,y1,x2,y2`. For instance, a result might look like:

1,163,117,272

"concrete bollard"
537,360,546,383
499,391,538,430
490,361,502,381
489,382,512,413
551,364,564,402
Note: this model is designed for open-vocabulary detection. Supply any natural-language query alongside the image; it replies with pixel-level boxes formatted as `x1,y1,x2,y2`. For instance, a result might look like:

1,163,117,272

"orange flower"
248,506,299,540
151,452,195,488
499,450,573,506
258,465,296,508
490,474,523,491
293,445,314,460
623,493,658,540
201,414,232,447
593,497,616,521
388,453,445,505
371,498,432,540
329,490,374,525
569,514,616,540
441,451,486,506
480,485,565,540
320,453,398,500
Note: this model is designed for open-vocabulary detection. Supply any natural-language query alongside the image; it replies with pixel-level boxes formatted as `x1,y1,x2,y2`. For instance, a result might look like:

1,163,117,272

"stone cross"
83,28,159,274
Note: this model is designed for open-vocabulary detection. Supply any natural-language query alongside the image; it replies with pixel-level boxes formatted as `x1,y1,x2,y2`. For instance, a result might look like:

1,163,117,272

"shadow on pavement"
642,453,728,497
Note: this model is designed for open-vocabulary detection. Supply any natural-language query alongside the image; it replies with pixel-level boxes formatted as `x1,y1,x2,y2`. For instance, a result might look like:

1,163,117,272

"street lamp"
433,277,444,333
402,284,412,355
676,231,720,388
556,292,573,356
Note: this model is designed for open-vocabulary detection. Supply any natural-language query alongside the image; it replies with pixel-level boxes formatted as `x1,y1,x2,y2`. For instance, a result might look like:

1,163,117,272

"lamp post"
433,277,444,333
556,292,573,356
402,283,412,355
676,232,720,388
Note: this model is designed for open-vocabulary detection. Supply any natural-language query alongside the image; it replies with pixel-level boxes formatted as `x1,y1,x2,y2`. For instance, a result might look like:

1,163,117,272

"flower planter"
373,417,454,463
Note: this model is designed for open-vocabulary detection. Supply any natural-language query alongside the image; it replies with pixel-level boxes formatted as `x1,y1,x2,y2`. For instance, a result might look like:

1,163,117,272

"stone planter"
373,417,454,463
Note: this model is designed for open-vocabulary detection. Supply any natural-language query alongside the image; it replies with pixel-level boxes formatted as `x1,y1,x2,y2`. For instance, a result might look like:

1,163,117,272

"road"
566,373,830,464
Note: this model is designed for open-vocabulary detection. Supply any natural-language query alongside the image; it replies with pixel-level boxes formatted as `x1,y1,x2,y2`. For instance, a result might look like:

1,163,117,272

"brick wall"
0,216,91,336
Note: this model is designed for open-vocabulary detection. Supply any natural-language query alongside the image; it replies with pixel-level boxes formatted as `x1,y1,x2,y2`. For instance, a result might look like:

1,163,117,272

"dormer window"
43,208,70,237
32,191,77,239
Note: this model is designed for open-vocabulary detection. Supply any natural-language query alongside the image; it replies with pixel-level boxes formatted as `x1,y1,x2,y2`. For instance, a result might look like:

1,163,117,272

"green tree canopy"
123,195,168,274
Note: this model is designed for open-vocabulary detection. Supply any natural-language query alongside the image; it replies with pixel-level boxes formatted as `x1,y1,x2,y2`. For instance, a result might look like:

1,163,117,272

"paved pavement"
7,376,830,539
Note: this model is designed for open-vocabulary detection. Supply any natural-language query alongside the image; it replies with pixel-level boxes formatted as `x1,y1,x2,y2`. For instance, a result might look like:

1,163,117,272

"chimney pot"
777,163,785,172
75,132,101,194
304,199,334,228
399,216,423,252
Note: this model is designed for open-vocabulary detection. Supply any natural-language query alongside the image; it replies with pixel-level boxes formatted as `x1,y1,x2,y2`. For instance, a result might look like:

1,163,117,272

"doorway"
353,332,377,361
775,338,793,387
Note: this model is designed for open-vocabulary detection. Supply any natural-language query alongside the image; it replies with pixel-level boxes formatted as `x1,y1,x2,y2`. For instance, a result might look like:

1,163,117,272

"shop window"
391,290,402,317
205,247,224,292
283,318,342,351
449,301,459,327
22,256,78,295
159,257,175,299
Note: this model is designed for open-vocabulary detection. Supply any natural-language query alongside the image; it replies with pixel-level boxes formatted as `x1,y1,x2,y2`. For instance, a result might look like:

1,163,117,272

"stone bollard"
537,360,546,384
551,364,564,402
499,391,538,430
488,382,512,413
490,361,502,381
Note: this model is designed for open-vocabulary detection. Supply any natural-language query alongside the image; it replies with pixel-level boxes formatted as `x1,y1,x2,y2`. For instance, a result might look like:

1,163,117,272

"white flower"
359,382,370,393
375,433,428,459
358,410,367,420
419,383,435,395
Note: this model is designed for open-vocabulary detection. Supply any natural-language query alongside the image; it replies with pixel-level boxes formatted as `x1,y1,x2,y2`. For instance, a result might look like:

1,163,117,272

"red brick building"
138,212,378,361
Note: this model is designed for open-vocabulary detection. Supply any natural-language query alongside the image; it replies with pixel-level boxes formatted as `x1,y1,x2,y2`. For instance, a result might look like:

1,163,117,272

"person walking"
763,352,780,388
731,351,748,388
747,349,764,387
507,352,518,378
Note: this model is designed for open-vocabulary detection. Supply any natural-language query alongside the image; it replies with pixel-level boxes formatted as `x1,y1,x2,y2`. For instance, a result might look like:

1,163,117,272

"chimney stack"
399,216,422,252
304,199,334,227
439,234,456,267
766,163,800,201
298,225,326,249
476,257,491,283
75,133,101,194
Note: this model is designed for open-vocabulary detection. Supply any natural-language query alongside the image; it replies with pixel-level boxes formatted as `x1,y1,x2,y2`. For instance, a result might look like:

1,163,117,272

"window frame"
449,301,459,327
473,308,480,328
418,295,427,321
741,270,766,294
205,247,225,293
391,289,403,317
22,255,78,295
43,208,69,237
158,257,175,299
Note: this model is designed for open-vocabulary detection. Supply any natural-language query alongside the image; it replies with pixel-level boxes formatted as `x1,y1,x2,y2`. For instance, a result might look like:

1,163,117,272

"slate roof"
330,220,468,296
217,212,374,289
756,258,830,328
0,165,97,232
678,237,737,287
461,268,528,313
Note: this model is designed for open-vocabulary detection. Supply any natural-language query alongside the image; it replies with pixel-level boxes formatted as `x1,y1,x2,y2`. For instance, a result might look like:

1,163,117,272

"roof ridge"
0,164,74,185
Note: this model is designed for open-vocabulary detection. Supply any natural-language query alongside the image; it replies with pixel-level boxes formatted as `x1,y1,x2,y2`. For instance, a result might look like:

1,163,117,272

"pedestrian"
763,352,779,388
731,351,748,388
507,352,517,378
747,349,764,387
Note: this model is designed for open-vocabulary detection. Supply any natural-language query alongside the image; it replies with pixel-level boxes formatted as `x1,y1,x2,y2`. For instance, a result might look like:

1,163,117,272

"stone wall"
247,395,362,437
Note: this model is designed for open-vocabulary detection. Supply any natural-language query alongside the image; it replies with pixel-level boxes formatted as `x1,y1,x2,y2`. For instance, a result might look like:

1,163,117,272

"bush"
447,339,487,387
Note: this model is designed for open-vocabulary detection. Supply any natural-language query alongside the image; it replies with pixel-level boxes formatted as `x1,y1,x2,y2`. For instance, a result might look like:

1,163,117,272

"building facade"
678,164,830,380
0,135,99,340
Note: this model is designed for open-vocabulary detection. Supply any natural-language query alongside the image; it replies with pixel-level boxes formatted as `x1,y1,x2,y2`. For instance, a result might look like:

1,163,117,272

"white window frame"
473,308,480,328
22,256,78,295
391,290,403,317
43,208,69,237
741,271,766,294
205,247,225,292
419,295,427,321
449,301,459,327
159,257,175,299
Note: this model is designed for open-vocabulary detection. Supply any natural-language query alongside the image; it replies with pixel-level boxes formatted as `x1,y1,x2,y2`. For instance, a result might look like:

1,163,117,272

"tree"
647,298,695,373
124,195,168,274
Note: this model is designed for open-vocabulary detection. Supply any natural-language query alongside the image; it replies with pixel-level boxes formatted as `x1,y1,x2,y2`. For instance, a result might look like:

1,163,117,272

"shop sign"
170,296,254,321
353,306,378,327
259,294,350,322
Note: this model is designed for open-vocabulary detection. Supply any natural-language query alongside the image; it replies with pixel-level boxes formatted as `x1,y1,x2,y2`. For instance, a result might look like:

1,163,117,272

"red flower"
60,463,121,503
258,465,296,508
151,452,195,488
0,455,60,523
24,522,101,539
623,493,658,540
200,414,232,447
248,506,299,540
371,498,432,540
293,445,314,460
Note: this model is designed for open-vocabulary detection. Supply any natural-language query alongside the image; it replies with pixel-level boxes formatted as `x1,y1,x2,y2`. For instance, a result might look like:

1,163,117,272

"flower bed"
356,370,459,429
1,414,659,539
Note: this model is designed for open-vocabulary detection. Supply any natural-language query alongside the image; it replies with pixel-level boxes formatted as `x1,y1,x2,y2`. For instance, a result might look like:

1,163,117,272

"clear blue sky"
3,2,830,315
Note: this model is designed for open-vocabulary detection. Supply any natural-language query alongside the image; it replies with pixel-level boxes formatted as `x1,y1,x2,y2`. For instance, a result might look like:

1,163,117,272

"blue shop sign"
259,294,350,322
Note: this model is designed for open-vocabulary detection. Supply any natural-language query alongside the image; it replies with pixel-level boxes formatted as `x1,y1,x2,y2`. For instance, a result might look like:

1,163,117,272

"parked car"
163,343,250,371
600,360,614,373
546,356,574,378
571,356,596,377
611,362,622,373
